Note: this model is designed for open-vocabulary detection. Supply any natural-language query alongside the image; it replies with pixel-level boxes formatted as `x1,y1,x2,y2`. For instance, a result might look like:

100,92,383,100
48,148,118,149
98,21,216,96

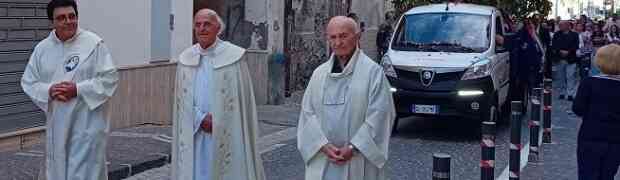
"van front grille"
391,68,464,92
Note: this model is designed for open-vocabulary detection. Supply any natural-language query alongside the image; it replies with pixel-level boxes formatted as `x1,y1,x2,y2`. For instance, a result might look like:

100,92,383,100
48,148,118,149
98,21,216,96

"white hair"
195,8,226,36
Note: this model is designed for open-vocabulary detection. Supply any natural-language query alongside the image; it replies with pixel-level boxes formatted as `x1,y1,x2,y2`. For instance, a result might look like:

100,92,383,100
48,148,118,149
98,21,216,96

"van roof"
404,3,496,16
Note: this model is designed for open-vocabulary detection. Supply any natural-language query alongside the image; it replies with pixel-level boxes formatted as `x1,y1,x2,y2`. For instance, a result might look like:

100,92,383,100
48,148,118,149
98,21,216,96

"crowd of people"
510,15,620,100
512,14,620,180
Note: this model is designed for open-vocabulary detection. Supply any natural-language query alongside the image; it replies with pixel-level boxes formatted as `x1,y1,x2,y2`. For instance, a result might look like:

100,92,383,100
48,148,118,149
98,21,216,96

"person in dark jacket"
516,19,544,96
551,21,580,100
376,16,393,59
572,44,620,180
543,19,556,79
538,18,552,49
508,27,525,108
539,23,552,48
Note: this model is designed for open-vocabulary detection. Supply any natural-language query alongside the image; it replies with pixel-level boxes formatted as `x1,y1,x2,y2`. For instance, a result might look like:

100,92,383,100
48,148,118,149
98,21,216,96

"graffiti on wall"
195,0,269,50
286,0,337,91
223,0,269,50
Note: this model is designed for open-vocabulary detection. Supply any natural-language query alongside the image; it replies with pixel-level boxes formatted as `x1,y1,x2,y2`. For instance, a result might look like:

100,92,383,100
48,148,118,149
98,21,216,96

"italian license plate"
412,104,439,114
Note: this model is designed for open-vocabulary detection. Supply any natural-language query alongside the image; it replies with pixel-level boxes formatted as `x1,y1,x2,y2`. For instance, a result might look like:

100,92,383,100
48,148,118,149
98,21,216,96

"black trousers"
577,140,620,180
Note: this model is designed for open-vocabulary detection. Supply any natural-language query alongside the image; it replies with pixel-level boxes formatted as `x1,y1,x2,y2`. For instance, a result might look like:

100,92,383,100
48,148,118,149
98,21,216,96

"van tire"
482,93,500,123
391,114,400,135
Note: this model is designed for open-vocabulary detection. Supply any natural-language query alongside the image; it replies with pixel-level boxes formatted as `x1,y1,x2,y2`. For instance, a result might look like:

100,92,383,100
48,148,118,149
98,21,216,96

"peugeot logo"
420,69,435,87
423,71,432,80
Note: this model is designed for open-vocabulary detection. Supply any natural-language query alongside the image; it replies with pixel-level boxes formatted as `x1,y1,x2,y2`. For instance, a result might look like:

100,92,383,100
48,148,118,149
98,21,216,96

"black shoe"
568,96,573,101
559,95,565,100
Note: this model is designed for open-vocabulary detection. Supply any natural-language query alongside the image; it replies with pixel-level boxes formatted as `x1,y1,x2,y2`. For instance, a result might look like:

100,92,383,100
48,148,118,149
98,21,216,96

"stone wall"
285,0,385,92
193,0,389,103
195,0,275,105
286,0,335,92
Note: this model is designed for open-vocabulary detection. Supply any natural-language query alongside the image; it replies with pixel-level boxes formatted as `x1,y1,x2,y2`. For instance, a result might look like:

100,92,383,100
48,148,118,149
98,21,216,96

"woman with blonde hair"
573,44,620,180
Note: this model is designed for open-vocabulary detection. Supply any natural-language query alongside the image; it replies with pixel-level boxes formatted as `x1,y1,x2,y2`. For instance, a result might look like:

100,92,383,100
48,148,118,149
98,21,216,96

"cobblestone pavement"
125,84,620,180
123,164,171,180
123,104,301,180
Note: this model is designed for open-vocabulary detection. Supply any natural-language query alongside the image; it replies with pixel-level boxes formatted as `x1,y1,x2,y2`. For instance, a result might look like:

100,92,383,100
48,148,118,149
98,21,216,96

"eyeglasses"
54,13,77,23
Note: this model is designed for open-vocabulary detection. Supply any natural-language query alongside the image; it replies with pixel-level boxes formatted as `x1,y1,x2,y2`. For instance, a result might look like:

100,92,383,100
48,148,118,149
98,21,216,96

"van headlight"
461,59,491,80
381,55,398,78
458,90,484,96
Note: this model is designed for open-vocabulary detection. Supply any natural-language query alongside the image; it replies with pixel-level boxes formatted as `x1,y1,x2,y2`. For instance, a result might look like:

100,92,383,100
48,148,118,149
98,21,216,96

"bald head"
326,16,360,59
327,16,361,34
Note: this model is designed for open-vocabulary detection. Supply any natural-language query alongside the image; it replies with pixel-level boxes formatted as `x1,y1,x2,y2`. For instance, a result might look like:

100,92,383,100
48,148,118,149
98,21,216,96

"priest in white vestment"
297,16,396,180
172,9,265,180
21,0,118,179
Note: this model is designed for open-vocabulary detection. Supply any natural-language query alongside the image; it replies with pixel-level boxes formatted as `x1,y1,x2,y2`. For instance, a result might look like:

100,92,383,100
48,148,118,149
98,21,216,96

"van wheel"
482,95,500,123
391,114,400,135
482,104,500,123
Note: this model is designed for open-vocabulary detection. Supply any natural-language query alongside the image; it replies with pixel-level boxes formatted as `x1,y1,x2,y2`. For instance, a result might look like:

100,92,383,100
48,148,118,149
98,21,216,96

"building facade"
0,0,51,150
0,0,390,151
285,0,387,94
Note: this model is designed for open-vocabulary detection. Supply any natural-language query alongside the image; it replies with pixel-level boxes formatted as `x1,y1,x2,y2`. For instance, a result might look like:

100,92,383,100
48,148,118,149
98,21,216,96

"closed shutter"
0,1,51,134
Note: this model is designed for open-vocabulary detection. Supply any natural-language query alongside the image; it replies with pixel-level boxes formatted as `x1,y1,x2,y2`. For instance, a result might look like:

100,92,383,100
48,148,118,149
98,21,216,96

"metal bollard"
510,101,523,180
481,119,496,180
528,88,542,163
542,79,552,144
432,153,451,180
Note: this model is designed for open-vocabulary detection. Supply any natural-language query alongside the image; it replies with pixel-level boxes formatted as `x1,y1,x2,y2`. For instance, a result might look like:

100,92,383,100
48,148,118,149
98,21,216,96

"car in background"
381,3,512,132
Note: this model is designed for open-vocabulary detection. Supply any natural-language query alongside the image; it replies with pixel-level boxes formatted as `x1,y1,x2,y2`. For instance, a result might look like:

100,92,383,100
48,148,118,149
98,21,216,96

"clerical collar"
197,38,222,56
330,47,360,75
51,28,82,44
331,57,345,73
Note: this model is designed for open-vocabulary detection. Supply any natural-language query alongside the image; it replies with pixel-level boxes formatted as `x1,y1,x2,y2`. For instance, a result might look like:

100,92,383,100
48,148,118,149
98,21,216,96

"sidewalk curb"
109,152,171,180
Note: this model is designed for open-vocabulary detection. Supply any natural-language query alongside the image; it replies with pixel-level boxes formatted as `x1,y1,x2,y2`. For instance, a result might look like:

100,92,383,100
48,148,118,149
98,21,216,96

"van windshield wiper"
426,42,478,53
397,41,441,52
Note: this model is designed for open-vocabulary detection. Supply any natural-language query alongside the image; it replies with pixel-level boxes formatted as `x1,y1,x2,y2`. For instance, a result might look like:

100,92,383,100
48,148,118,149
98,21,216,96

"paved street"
124,84,620,180
261,114,525,180
122,104,302,180
0,87,604,179
520,84,620,180
125,96,533,180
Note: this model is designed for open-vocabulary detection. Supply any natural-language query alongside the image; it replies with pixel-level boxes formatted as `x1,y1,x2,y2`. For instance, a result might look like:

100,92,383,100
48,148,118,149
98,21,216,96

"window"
495,15,503,36
392,13,491,53
151,0,172,62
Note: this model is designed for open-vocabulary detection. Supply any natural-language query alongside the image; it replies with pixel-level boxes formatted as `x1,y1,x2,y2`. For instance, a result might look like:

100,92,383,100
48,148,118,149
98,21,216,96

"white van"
382,3,511,131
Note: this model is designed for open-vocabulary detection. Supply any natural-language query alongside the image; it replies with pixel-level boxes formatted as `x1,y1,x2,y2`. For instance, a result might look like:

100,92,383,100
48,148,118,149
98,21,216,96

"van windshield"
391,13,491,53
